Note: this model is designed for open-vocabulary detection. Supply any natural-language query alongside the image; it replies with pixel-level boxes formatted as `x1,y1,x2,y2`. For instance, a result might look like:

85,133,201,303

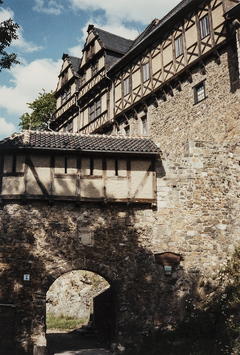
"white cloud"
69,0,182,26
0,118,16,137
0,7,14,22
67,0,181,53
33,0,64,15
0,6,43,53
13,28,43,53
0,58,62,116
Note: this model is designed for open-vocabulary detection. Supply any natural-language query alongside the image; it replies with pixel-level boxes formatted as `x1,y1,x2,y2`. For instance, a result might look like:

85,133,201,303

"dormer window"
62,70,68,85
86,43,95,60
92,61,98,76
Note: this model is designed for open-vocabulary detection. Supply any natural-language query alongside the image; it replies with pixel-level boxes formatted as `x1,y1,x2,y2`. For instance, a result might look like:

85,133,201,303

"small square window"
194,81,206,104
175,35,183,58
124,77,130,96
200,15,210,39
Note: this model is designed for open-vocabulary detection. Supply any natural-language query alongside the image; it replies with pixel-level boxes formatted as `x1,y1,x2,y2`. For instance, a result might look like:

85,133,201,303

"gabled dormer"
77,26,134,134
54,54,81,131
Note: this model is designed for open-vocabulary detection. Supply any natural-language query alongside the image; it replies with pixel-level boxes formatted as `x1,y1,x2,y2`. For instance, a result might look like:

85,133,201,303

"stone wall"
148,43,240,156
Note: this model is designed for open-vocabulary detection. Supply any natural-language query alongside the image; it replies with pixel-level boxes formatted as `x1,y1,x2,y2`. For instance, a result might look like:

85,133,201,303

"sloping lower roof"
0,131,161,155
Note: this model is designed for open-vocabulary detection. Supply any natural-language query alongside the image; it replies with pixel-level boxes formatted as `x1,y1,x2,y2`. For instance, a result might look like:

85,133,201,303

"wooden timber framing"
51,0,240,136
109,0,227,125
0,152,158,206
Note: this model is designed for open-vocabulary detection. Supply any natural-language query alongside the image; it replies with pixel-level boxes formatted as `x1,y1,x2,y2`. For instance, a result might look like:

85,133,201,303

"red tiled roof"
0,131,161,155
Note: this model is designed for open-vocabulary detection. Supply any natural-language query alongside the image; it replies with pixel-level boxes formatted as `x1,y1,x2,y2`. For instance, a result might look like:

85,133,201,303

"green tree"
19,90,56,131
0,0,19,71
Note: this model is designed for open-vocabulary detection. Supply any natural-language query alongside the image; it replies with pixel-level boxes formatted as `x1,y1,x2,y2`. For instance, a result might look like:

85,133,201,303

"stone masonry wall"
1,137,240,354
148,43,240,156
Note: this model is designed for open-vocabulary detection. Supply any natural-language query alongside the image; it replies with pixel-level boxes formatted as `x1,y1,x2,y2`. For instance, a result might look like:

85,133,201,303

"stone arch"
36,258,119,354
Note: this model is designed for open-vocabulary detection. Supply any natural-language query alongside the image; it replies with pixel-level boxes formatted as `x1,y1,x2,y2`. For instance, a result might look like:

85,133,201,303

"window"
90,103,95,121
200,15,210,39
61,86,71,105
96,98,101,117
90,158,94,175
89,98,101,122
92,61,98,76
64,157,68,174
115,159,118,176
81,72,86,86
124,77,130,96
86,43,94,60
143,62,150,82
194,81,206,104
175,35,183,58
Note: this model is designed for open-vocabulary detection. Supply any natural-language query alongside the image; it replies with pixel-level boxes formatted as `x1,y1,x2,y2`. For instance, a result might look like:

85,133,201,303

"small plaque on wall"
78,228,93,246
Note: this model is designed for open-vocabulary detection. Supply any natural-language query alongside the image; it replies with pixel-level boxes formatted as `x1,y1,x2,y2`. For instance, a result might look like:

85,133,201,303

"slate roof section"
94,27,134,55
0,131,161,155
62,53,81,75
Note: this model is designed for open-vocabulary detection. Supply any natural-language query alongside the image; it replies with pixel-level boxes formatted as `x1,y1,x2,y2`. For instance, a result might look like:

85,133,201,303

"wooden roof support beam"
214,50,221,65
186,70,193,83
175,80,182,92
200,60,206,75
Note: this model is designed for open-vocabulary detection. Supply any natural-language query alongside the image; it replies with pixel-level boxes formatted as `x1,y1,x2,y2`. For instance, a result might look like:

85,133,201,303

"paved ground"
47,330,111,355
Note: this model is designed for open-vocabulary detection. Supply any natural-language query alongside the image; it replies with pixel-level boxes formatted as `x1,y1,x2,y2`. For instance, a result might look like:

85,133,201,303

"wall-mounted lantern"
155,252,182,276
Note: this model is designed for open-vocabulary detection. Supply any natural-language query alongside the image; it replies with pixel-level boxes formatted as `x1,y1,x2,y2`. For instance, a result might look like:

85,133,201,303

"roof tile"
0,131,161,155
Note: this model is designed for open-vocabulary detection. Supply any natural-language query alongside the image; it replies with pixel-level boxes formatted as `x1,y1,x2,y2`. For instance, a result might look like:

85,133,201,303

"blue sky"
0,0,181,140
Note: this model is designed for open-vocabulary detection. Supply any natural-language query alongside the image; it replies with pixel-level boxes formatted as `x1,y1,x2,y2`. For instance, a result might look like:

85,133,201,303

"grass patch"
46,314,88,331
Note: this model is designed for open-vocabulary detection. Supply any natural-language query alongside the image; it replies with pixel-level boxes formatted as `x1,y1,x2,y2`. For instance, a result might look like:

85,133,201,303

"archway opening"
46,270,115,354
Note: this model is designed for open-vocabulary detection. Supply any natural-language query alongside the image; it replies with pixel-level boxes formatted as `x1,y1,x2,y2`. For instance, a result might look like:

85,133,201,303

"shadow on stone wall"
1,201,239,355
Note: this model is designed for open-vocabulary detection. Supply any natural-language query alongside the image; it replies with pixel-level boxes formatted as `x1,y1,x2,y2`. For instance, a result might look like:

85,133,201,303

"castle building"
0,0,240,354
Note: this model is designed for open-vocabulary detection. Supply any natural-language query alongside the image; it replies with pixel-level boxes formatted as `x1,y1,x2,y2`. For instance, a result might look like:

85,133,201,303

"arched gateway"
0,130,170,355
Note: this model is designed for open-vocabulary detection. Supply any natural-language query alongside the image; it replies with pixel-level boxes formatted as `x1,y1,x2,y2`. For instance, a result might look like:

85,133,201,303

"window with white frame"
175,35,183,58
193,81,206,104
200,15,210,39
124,76,130,96
143,62,150,82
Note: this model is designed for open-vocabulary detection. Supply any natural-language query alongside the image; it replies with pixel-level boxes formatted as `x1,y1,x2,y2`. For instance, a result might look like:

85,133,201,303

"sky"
0,0,181,140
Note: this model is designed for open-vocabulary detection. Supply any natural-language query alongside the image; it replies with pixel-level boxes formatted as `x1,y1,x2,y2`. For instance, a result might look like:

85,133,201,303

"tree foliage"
19,90,56,131
0,0,19,71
